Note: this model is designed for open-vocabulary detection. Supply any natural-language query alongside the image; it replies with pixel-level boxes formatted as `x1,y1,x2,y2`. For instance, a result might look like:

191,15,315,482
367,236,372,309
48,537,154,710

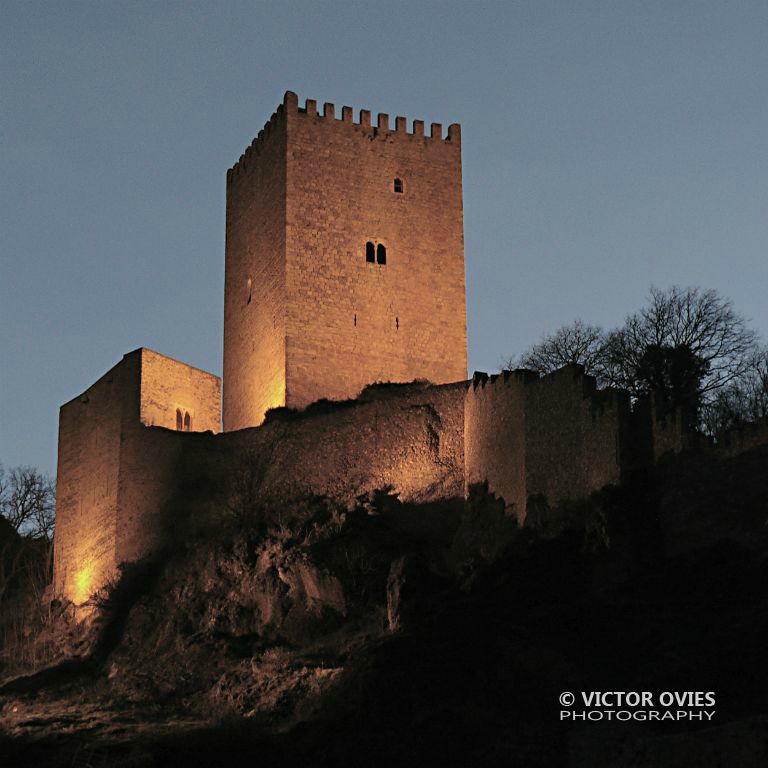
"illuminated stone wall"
53,353,137,603
282,92,467,410
163,381,467,514
524,366,629,520
53,349,221,604
223,91,467,430
139,348,220,433
55,378,465,602
465,366,630,523
55,345,768,605
251,382,467,505
464,370,532,520
223,99,288,432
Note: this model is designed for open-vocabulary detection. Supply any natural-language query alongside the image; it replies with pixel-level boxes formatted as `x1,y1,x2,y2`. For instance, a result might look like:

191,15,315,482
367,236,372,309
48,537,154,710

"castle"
53,91,694,605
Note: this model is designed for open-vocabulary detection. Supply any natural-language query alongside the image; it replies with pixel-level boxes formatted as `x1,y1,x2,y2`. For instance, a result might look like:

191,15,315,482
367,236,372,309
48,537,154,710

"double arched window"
176,409,192,432
365,241,387,266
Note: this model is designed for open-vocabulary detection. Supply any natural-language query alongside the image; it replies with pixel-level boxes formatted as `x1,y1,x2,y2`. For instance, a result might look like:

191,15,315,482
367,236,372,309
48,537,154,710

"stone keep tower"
223,91,468,430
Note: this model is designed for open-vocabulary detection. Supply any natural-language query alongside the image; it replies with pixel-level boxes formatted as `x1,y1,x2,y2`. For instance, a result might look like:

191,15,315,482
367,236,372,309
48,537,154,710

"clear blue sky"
2,1,767,477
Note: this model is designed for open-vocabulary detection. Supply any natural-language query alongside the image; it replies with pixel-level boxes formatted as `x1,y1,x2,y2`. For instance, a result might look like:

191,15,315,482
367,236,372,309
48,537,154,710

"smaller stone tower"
223,91,468,431
53,349,220,604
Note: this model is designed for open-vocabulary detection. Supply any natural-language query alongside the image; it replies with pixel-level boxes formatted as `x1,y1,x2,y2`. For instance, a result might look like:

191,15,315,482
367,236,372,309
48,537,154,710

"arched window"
176,409,183,431
365,241,375,263
184,412,191,432
376,243,386,265
394,178,403,193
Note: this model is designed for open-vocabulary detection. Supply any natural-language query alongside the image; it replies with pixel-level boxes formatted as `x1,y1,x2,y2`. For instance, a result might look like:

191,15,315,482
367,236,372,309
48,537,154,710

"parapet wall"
140,349,220,433
226,91,460,184
465,366,630,523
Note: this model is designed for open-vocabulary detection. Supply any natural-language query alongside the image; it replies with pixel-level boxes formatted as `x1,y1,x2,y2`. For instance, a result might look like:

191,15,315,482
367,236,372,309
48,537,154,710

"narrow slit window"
394,178,403,193
376,243,386,265
176,409,183,431
365,241,375,263
184,412,191,432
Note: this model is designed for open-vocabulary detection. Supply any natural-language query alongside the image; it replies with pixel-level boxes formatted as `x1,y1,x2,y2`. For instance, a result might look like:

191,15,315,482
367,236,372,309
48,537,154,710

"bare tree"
505,286,763,433
603,286,759,403
701,347,768,434
0,465,56,538
0,465,56,652
505,319,608,380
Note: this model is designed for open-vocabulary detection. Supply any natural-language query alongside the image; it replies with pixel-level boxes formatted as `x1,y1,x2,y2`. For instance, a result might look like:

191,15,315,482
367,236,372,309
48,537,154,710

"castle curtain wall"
523,367,629,517
465,366,629,524
464,371,530,520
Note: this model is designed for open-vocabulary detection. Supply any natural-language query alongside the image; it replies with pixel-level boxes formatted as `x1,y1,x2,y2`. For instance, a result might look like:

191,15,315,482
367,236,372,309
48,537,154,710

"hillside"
2,445,768,767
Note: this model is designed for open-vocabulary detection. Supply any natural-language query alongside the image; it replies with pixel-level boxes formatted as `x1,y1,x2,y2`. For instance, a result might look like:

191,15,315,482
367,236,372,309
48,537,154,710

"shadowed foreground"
2,446,768,767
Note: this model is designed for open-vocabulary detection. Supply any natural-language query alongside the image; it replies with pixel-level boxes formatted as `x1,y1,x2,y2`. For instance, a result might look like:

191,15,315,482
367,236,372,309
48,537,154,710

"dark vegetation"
0,465,56,673
2,444,768,766
508,285,768,434
262,380,435,424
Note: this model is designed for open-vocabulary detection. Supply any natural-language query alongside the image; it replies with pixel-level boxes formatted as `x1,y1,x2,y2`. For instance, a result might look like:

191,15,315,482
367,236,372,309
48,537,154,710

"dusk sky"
2,1,767,477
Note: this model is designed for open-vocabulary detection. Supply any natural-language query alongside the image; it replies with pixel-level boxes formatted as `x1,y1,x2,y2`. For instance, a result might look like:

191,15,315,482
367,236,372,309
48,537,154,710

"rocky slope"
2,446,768,766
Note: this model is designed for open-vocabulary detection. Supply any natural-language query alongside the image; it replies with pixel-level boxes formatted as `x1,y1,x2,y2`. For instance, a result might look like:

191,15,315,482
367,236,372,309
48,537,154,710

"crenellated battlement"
228,90,461,184
470,368,541,392
288,89,460,142
227,100,288,183
465,363,630,523
468,364,627,418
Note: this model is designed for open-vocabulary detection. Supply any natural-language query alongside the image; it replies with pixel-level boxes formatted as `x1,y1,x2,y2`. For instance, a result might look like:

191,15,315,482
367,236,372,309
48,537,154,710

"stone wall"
713,417,768,459
56,345,768,605
465,366,629,523
464,370,530,518
223,100,288,431
54,352,139,602
54,371,464,603
255,382,467,505
139,348,220,433
177,381,467,513
524,366,629,517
